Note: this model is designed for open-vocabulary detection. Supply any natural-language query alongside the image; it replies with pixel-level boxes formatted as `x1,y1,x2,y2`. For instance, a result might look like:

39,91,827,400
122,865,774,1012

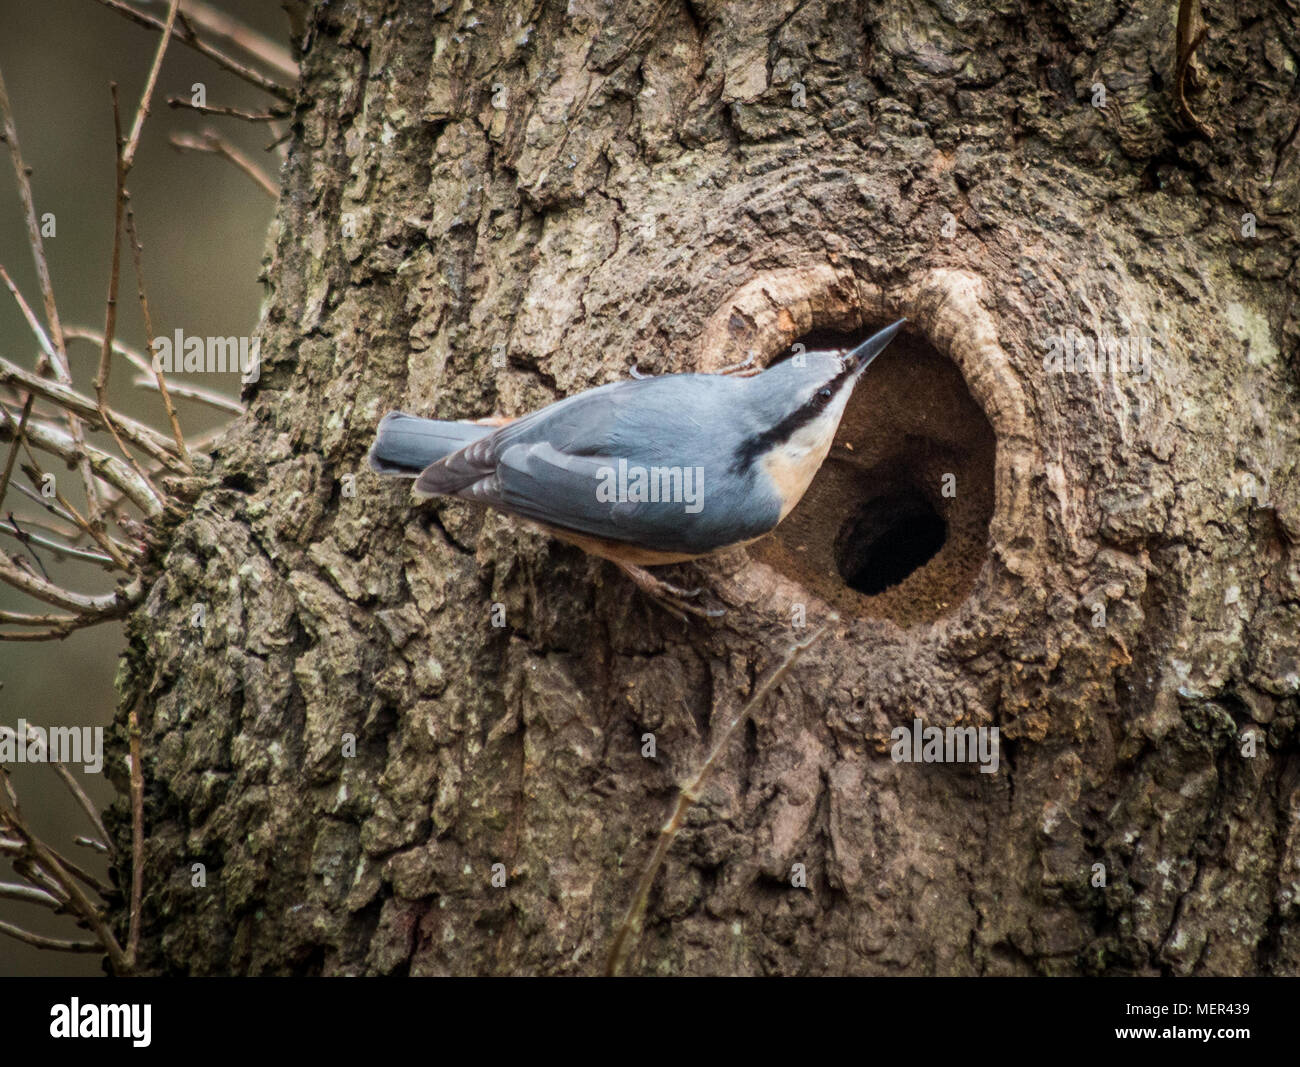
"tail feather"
368,412,496,476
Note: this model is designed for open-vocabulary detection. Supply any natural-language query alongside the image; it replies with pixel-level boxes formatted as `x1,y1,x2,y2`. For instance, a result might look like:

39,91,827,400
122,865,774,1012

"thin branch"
14,456,134,569
0,813,126,970
124,201,193,463
0,265,56,361
0,393,33,517
5,482,126,553
171,0,298,81
95,86,146,484
0,604,86,639
0,919,101,953
0,608,83,627
0,518,116,567
0,267,51,517
0,550,140,615
0,881,62,909
0,356,183,470
0,72,104,526
0,823,115,905
92,0,295,101
11,856,70,904
0,407,165,518
0,79,67,365
167,96,285,122
122,0,180,171
127,706,144,966
5,513,49,578
605,619,837,976
131,374,242,414
96,5,192,482
170,129,279,197
51,763,114,859
0,511,81,541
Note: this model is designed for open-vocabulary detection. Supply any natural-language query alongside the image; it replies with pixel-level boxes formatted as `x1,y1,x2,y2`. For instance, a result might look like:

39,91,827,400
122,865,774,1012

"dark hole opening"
834,493,948,596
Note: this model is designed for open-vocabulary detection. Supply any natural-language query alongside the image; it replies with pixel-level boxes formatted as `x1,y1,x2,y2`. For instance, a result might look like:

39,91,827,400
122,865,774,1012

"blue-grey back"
483,373,781,554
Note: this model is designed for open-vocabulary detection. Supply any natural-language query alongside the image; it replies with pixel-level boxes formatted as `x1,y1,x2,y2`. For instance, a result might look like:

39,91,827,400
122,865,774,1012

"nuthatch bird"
369,318,906,617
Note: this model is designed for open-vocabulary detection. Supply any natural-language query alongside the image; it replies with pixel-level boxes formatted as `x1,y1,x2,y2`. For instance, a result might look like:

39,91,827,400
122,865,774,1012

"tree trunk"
109,0,1300,975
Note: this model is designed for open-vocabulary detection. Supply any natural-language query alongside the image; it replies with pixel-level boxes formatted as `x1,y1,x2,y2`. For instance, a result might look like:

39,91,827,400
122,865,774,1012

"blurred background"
0,0,288,975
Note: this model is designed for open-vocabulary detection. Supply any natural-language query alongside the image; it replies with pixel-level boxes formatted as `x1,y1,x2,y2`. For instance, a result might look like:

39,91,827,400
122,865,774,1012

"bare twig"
0,551,140,615
0,407,165,518
0,265,56,361
0,266,51,515
604,619,836,976
92,0,295,101
0,510,80,542
4,426,134,565
51,763,114,859
0,919,101,953
9,445,135,569
170,129,279,197
167,96,285,122
0,881,62,908
131,374,243,414
96,86,148,483
127,706,144,966
0,608,84,627
4,513,49,578
0,517,115,568
0,606,85,641
0,394,34,521
125,0,180,168
0,70,103,526
96,4,219,478
171,0,297,80
0,356,183,469
124,204,193,463
0,814,128,970
5,482,132,558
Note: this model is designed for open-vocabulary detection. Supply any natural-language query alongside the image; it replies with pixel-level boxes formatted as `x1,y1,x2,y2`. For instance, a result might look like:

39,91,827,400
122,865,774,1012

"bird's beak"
846,318,906,374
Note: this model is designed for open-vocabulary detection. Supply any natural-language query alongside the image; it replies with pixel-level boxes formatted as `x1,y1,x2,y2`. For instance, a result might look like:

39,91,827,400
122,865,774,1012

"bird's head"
733,318,906,476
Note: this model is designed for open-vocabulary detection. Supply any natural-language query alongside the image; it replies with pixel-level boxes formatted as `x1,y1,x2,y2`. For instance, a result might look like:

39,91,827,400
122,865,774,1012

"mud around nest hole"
748,324,996,628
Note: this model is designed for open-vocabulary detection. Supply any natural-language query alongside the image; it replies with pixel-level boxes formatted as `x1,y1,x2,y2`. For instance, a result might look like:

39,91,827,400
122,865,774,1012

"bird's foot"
615,562,725,620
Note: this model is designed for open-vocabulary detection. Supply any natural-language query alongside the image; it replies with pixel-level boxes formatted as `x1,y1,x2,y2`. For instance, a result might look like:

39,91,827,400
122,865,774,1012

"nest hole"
749,322,996,627
836,493,947,595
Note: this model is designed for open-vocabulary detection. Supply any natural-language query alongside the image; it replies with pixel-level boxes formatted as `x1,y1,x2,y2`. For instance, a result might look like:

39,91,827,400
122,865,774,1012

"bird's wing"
411,376,745,549
463,441,655,543
412,377,670,497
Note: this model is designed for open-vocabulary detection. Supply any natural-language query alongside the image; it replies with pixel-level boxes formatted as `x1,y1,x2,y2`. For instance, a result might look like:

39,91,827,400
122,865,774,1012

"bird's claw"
615,562,725,620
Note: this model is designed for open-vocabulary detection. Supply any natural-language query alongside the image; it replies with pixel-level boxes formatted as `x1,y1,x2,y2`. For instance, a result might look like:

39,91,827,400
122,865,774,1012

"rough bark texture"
108,0,1300,975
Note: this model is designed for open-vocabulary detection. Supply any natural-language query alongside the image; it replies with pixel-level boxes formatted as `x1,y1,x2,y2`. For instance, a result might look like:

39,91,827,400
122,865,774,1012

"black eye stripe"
730,369,854,474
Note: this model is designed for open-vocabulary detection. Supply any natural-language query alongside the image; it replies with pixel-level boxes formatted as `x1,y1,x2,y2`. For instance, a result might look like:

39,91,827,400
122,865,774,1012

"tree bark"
109,0,1300,975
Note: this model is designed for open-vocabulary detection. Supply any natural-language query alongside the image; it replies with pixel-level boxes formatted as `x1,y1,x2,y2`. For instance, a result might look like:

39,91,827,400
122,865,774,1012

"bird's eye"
816,386,833,403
